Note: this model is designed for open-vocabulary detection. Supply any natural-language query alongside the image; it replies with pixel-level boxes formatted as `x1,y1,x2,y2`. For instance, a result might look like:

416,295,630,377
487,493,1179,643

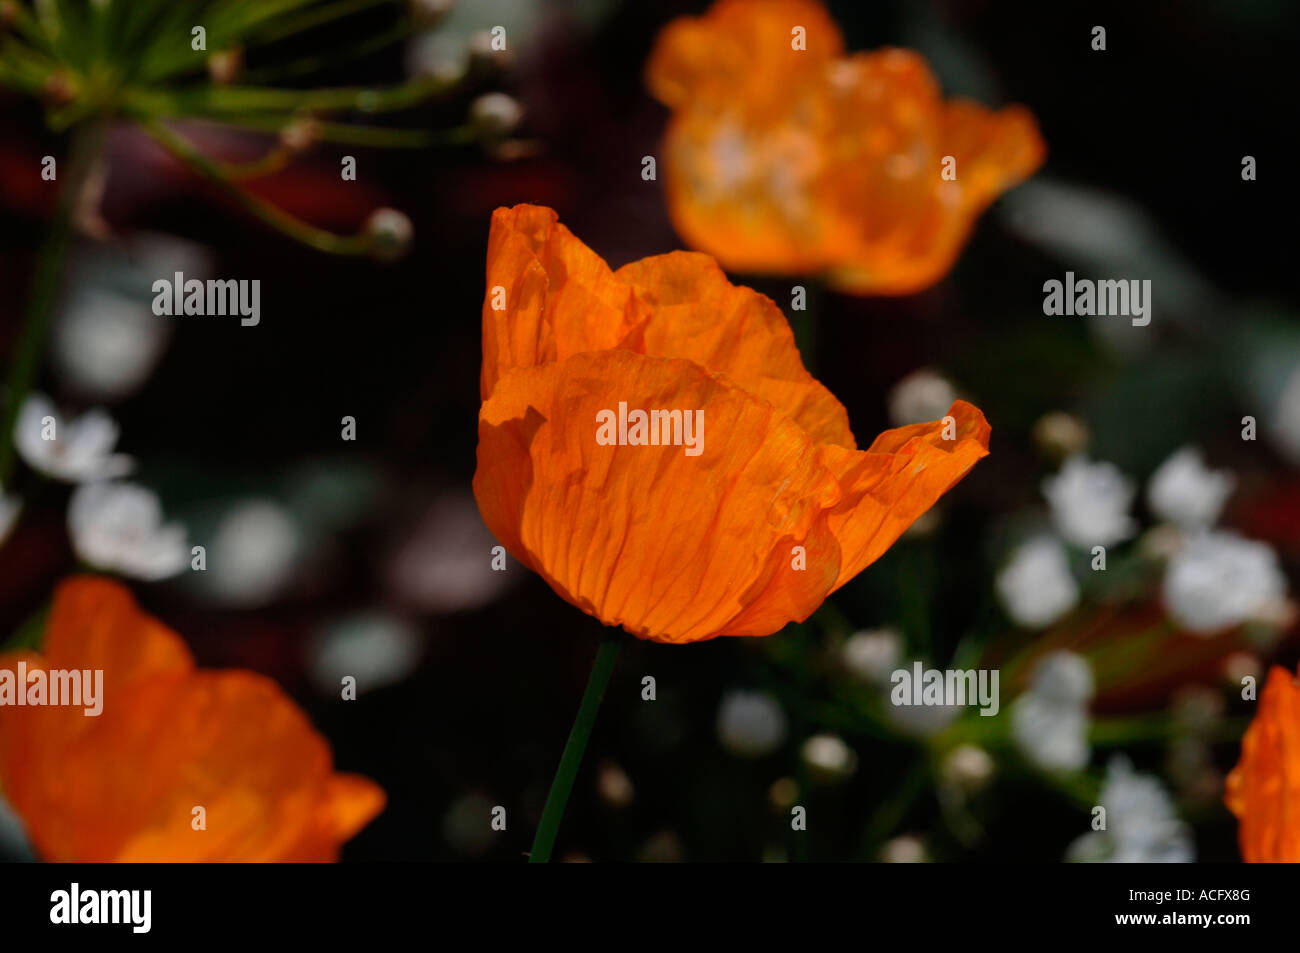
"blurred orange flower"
645,0,1046,295
1225,665,1300,862
473,204,991,644
0,577,383,861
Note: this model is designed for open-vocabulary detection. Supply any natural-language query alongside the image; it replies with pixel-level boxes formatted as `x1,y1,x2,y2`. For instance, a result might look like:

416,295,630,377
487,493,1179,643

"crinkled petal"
474,349,844,643
1226,666,1300,862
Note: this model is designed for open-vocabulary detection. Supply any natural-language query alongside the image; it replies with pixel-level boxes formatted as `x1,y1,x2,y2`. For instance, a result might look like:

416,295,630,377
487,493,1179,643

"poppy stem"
0,120,104,489
528,634,621,863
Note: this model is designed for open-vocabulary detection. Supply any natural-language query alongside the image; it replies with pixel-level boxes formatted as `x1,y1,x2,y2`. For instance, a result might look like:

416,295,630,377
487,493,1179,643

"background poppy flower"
474,204,991,644
1225,665,1300,861
645,0,1045,295
0,577,383,862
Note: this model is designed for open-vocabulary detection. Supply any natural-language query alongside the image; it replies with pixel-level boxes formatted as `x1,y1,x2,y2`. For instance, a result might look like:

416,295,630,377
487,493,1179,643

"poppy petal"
475,348,844,643
819,400,991,591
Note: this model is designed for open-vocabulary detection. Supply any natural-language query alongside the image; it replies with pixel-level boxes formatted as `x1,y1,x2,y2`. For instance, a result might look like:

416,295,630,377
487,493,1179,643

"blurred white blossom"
716,690,787,758
15,394,133,483
53,287,171,401
205,499,302,607
387,490,512,613
1066,756,1194,863
880,835,929,863
841,628,902,683
1012,651,1093,773
1147,446,1234,529
941,744,995,793
887,369,956,427
800,733,856,777
996,536,1080,628
1043,454,1136,548
1162,531,1287,634
68,482,188,581
309,611,423,696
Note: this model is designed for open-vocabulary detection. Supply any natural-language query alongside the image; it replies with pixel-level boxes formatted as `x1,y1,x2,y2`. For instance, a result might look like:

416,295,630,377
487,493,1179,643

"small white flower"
1027,650,1095,704
470,92,523,135
0,494,21,548
1012,651,1093,772
308,612,423,696
205,499,301,607
887,369,956,427
800,733,856,776
1147,446,1234,529
880,835,928,863
841,628,902,683
1042,454,1137,548
996,536,1080,628
387,490,512,613
14,394,133,483
53,286,171,401
1162,531,1287,634
68,482,188,581
716,690,787,758
1066,756,1194,863
941,744,995,793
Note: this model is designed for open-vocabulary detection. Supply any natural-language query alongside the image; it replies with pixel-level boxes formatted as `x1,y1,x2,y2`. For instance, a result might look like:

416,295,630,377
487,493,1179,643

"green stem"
0,120,102,488
136,117,373,256
529,635,622,864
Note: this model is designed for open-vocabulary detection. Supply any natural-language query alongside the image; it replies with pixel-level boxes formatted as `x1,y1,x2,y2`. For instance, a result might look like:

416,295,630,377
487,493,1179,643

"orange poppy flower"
0,577,383,861
1225,665,1300,862
473,204,991,644
645,0,1046,295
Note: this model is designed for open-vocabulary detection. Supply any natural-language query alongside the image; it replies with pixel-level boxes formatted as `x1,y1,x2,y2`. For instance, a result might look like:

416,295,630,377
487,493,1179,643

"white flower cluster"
5,393,187,580
996,445,1288,636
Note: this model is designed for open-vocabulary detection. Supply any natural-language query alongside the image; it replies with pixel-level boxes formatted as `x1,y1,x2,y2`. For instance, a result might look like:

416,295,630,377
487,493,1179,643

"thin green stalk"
0,120,103,488
136,116,373,255
529,635,622,864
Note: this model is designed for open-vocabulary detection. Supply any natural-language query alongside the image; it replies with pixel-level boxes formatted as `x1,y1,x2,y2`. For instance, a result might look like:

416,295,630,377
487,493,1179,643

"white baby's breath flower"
387,490,512,613
53,287,170,401
470,92,523,136
841,628,902,683
716,690,787,758
887,369,956,427
1066,756,1193,863
1147,446,1234,529
308,612,423,696
880,835,929,863
941,744,995,793
1162,531,1287,635
996,536,1080,628
1012,651,1094,773
68,482,187,581
800,733,856,777
1042,454,1136,548
14,394,133,483
204,499,302,607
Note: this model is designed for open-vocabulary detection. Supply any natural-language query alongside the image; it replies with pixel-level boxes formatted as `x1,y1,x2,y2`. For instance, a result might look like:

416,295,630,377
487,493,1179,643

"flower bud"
364,208,414,262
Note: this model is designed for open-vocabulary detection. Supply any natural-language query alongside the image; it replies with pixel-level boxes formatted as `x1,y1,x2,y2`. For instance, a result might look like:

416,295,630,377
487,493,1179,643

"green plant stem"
0,120,102,488
529,635,622,864
137,116,373,256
